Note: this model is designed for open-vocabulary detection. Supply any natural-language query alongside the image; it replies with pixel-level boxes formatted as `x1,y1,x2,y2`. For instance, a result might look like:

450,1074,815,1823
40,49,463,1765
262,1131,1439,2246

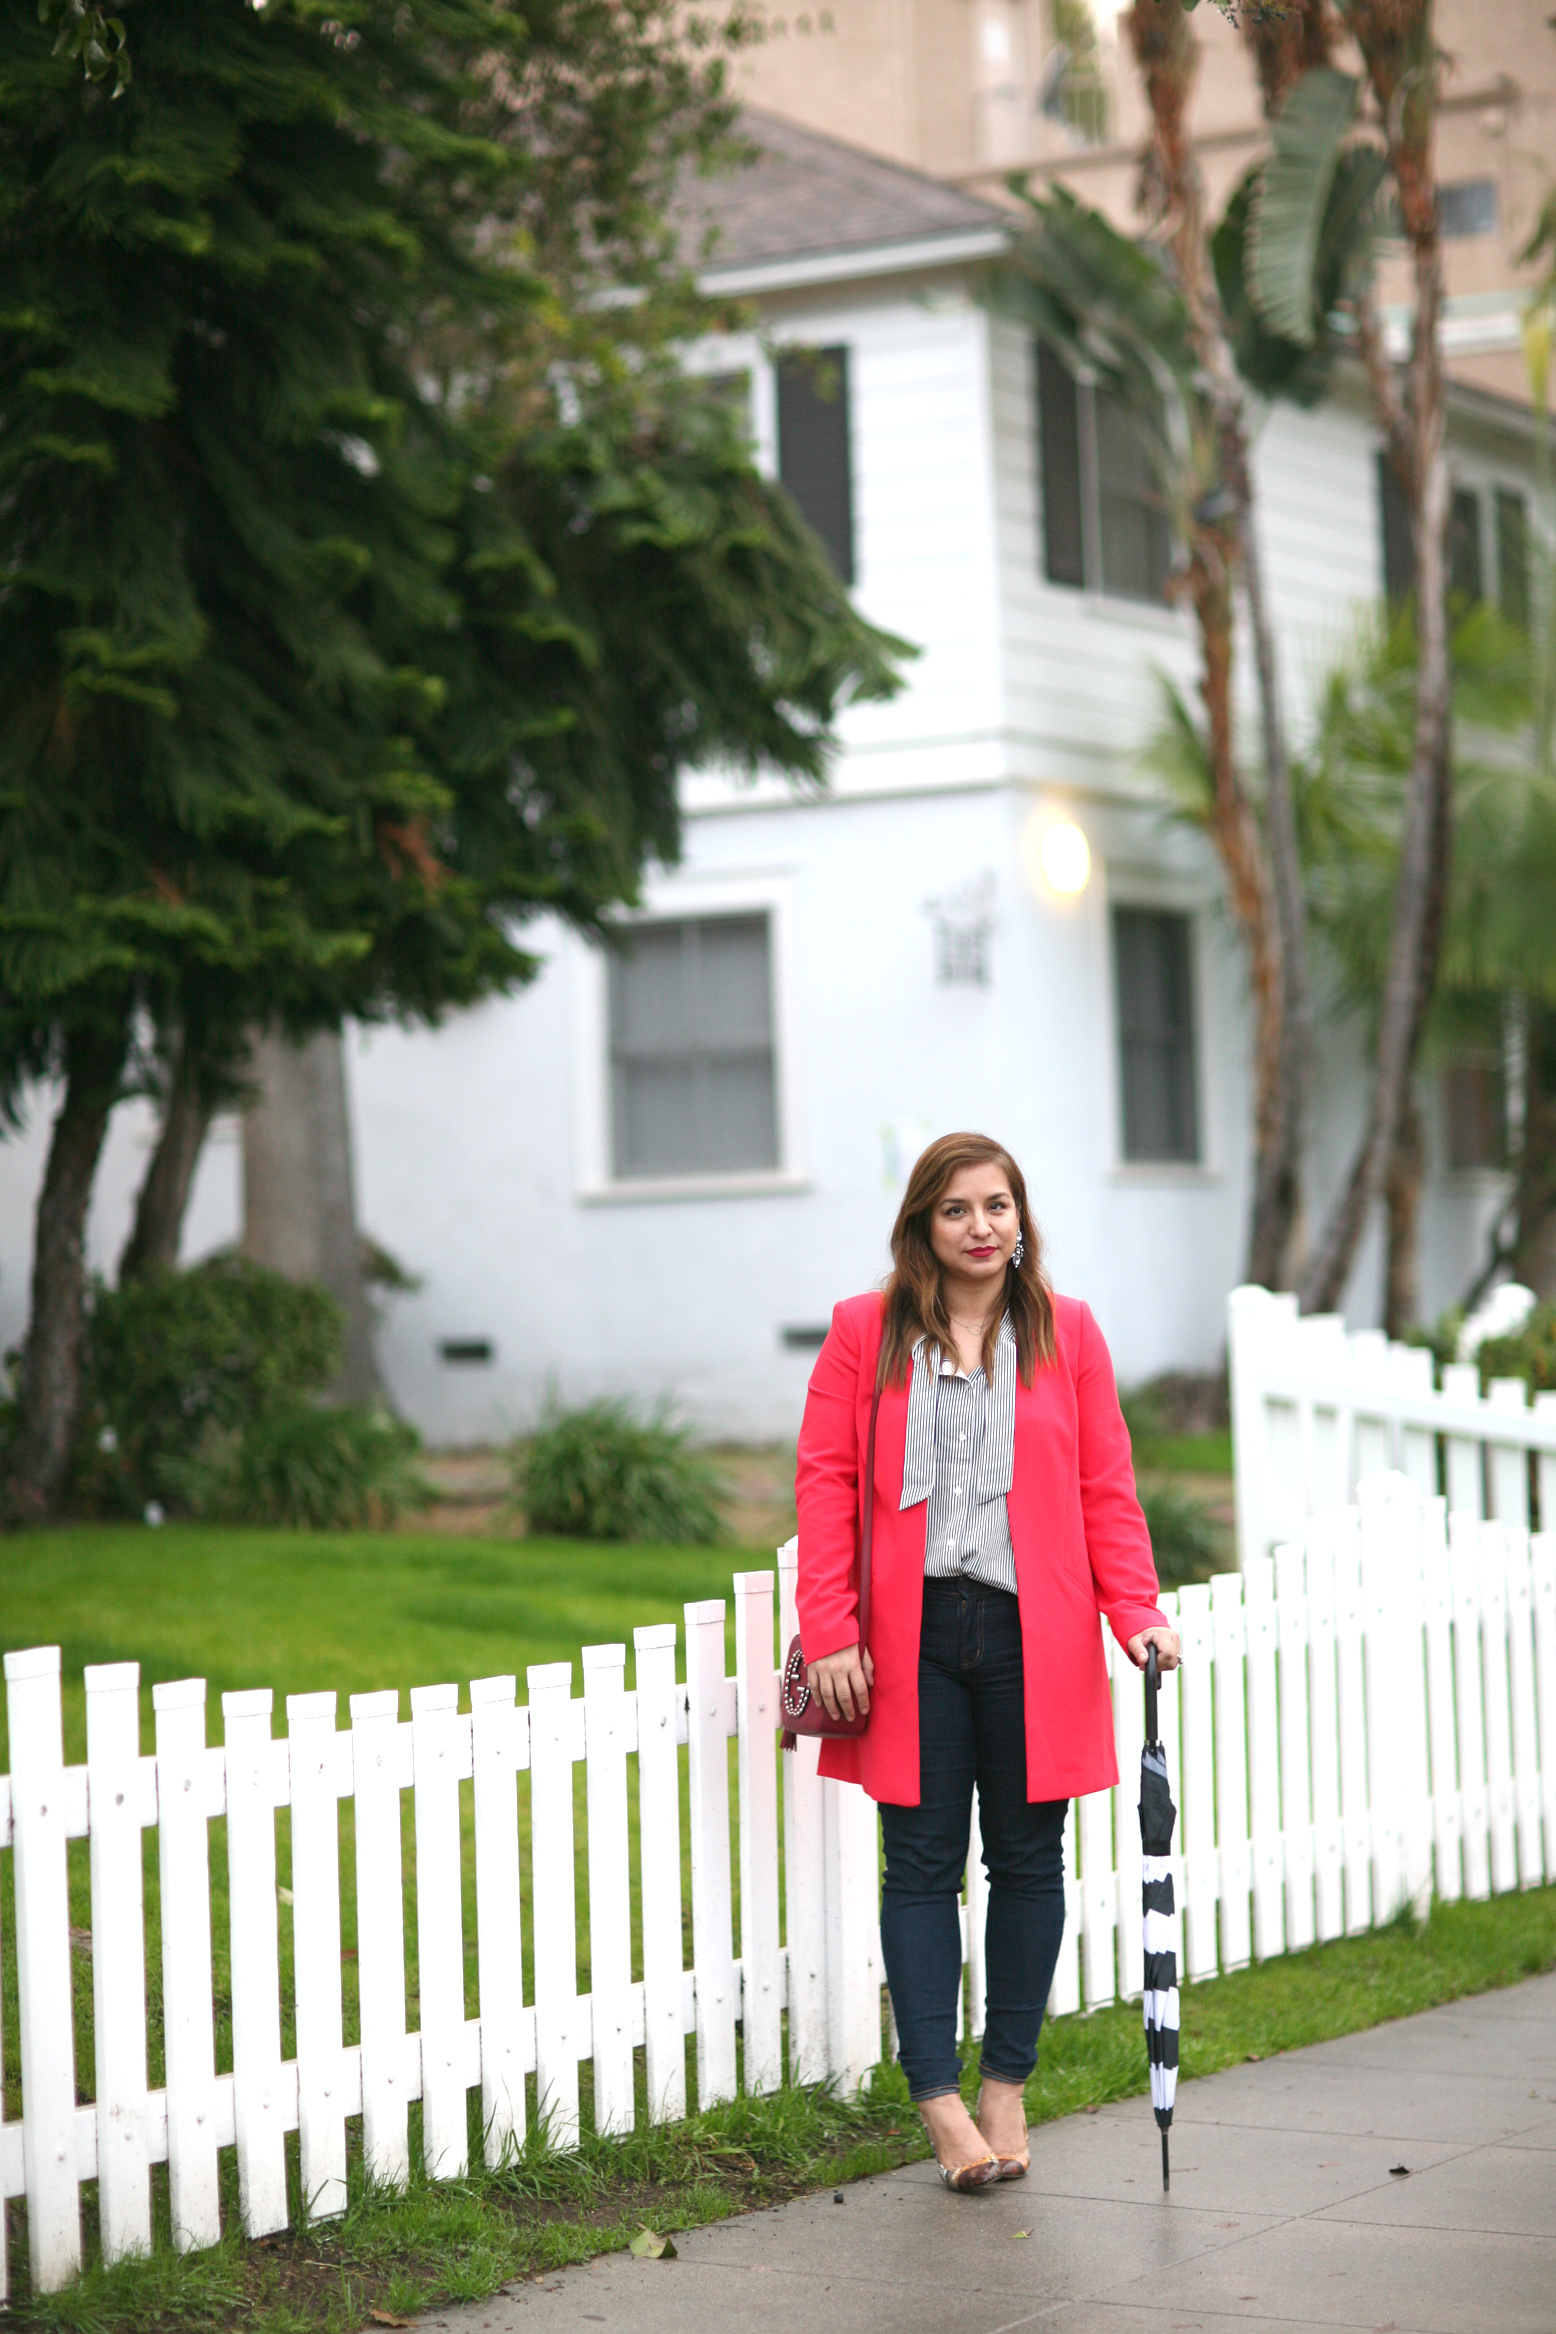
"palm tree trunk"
118,1036,214,1283
1300,0,1450,1316
1383,1091,1426,1337
3,1024,125,1525
1125,0,1310,1288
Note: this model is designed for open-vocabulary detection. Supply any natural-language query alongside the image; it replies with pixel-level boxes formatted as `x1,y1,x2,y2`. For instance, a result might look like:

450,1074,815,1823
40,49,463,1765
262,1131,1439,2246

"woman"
795,1131,1180,2190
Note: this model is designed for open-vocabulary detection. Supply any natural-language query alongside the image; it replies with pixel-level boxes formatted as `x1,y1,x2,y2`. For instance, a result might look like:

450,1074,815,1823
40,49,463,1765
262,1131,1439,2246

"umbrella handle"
1144,1640,1159,1747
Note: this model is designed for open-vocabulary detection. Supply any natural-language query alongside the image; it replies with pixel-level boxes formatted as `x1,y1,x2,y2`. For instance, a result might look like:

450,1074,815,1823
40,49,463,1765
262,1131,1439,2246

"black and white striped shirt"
900,1315,1018,1597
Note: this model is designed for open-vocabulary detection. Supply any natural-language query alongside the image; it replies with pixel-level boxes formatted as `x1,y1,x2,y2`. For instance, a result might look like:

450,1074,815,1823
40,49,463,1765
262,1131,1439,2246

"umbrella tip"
1162,2131,1170,2192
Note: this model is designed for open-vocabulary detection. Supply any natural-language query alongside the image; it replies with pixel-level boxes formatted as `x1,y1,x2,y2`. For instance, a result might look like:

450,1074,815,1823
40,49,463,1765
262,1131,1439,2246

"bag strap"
858,1379,882,1654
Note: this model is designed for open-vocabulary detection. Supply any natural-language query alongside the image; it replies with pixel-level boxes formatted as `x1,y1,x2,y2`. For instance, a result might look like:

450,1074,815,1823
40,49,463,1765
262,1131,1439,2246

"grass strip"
10,1883,1556,2334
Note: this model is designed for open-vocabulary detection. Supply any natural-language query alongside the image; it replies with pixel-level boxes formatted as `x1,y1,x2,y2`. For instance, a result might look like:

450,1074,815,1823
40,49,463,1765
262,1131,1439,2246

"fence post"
1078,1629,1118,2010
1176,1584,1217,1982
685,1600,737,2108
1333,1510,1371,1932
1442,1364,1485,1519
1244,1557,1284,1958
349,1689,411,2188
1208,1574,1250,1974
1478,1524,1518,1895
4,1648,81,2290
1533,1534,1556,1881
286,1691,349,2221
1419,1504,1463,1903
409,1683,470,2176
221,1687,289,2238
1112,1632,1145,1998
1450,1513,1492,1900
632,1624,686,2123
1488,1380,1532,1529
733,1573,782,2094
1274,1546,1315,1952
526,1663,580,2147
1536,1395,1556,1532
1505,1532,1543,1889
1359,1497,1405,1924
84,1661,153,2263
582,1644,634,2136
470,1675,526,2163
1304,1517,1344,1941
152,1676,223,2252
966,1786,987,2036
824,1776,881,2097
777,1545,829,2085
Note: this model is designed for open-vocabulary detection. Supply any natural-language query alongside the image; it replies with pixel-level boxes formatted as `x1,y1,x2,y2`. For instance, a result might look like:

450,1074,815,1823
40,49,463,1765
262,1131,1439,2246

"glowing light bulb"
1022,814,1091,898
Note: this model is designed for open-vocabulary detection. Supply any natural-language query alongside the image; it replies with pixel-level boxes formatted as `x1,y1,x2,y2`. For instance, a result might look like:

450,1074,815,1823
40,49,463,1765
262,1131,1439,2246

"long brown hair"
878,1132,1056,1390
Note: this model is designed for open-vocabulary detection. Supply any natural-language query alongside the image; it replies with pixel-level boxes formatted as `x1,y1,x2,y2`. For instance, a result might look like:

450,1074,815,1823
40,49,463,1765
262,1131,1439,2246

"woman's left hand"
1126,1625,1181,1673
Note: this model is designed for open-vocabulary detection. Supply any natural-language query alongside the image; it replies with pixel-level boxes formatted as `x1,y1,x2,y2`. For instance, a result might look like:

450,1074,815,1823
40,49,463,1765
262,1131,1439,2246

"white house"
0,114,1540,1444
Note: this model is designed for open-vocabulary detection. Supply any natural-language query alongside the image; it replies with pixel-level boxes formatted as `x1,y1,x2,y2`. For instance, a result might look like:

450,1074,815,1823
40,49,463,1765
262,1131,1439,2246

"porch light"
1024,814,1091,898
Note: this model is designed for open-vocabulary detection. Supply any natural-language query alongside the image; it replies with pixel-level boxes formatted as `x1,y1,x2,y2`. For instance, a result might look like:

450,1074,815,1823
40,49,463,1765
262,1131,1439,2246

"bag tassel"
780,1729,797,1753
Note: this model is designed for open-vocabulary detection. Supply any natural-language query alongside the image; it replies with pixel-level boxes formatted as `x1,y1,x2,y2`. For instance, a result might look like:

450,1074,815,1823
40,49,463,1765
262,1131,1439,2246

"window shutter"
1377,449,1414,603
1038,340,1086,588
776,347,855,584
1496,489,1529,628
1449,487,1483,607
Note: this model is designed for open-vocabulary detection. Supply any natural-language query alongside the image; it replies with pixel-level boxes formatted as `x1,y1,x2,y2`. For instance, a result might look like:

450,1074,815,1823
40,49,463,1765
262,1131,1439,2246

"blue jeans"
879,1579,1069,2101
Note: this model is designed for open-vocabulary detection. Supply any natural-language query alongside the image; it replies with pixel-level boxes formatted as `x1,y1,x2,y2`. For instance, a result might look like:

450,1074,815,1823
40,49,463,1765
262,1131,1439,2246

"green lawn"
0,1524,752,1763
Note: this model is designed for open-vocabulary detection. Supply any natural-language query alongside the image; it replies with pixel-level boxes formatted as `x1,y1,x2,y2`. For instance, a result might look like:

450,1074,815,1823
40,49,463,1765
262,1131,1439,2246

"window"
1449,486,1483,607
1114,908,1199,1164
1497,489,1529,628
1378,464,1491,611
1442,1051,1505,1171
607,914,778,1179
1039,342,1171,604
776,346,854,583
1438,178,1499,240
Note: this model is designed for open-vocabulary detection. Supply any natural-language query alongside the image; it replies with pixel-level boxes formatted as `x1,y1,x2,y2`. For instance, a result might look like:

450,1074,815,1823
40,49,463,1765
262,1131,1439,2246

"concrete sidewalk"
430,1972,1556,2334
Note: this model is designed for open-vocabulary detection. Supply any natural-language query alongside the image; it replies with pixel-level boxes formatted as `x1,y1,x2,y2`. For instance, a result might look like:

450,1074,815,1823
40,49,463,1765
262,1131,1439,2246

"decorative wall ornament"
924,869,997,987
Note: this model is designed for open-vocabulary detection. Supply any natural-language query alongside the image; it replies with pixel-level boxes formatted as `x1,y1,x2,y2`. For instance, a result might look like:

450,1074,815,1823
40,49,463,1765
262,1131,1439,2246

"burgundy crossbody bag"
779,1379,882,1750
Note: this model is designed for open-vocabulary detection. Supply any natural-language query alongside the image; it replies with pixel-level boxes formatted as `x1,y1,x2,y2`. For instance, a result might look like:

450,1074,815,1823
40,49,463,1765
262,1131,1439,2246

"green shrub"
1140,1479,1220,1590
517,1398,726,1543
76,1255,342,1510
169,1402,428,1529
1477,1302,1556,1394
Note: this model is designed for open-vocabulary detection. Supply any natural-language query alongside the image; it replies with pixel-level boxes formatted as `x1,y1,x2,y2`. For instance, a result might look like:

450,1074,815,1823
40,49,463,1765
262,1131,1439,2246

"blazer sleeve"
1074,1301,1169,1652
794,1298,868,1660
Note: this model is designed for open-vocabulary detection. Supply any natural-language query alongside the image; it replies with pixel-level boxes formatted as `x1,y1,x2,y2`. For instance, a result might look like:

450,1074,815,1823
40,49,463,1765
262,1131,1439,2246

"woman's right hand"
807,1642,875,1722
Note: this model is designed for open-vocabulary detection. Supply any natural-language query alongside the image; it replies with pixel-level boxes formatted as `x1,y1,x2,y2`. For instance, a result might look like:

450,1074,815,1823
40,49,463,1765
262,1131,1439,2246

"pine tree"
0,0,905,1518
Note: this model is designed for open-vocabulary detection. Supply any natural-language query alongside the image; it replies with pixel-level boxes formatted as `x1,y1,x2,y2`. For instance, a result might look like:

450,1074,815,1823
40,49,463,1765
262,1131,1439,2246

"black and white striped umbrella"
1140,1643,1179,2192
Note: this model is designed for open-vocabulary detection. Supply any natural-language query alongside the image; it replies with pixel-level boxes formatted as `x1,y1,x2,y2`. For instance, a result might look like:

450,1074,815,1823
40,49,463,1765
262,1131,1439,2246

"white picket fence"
1230,1281,1556,1564
7,1478,1556,2295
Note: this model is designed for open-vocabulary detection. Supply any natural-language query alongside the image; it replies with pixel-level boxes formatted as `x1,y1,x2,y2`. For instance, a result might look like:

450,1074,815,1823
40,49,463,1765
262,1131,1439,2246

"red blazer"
794,1291,1166,1807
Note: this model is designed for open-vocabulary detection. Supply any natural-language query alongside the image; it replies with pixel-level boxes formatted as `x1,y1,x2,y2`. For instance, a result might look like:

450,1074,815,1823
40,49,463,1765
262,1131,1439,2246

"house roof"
682,110,1013,292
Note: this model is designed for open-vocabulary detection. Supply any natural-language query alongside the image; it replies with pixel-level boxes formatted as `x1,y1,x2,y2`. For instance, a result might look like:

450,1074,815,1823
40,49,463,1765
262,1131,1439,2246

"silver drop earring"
1012,1233,1025,1269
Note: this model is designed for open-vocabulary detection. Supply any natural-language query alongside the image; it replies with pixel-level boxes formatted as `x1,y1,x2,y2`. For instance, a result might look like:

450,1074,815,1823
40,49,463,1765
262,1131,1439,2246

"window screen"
1449,487,1483,607
1378,449,1414,602
1497,489,1529,628
1095,386,1171,603
1038,340,1086,587
608,914,778,1179
1114,908,1199,1164
1442,1052,1504,1171
776,347,855,583
1438,179,1499,239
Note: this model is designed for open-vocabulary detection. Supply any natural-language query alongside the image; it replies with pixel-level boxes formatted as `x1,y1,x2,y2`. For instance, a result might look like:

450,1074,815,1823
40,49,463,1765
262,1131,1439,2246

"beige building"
730,0,1554,402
